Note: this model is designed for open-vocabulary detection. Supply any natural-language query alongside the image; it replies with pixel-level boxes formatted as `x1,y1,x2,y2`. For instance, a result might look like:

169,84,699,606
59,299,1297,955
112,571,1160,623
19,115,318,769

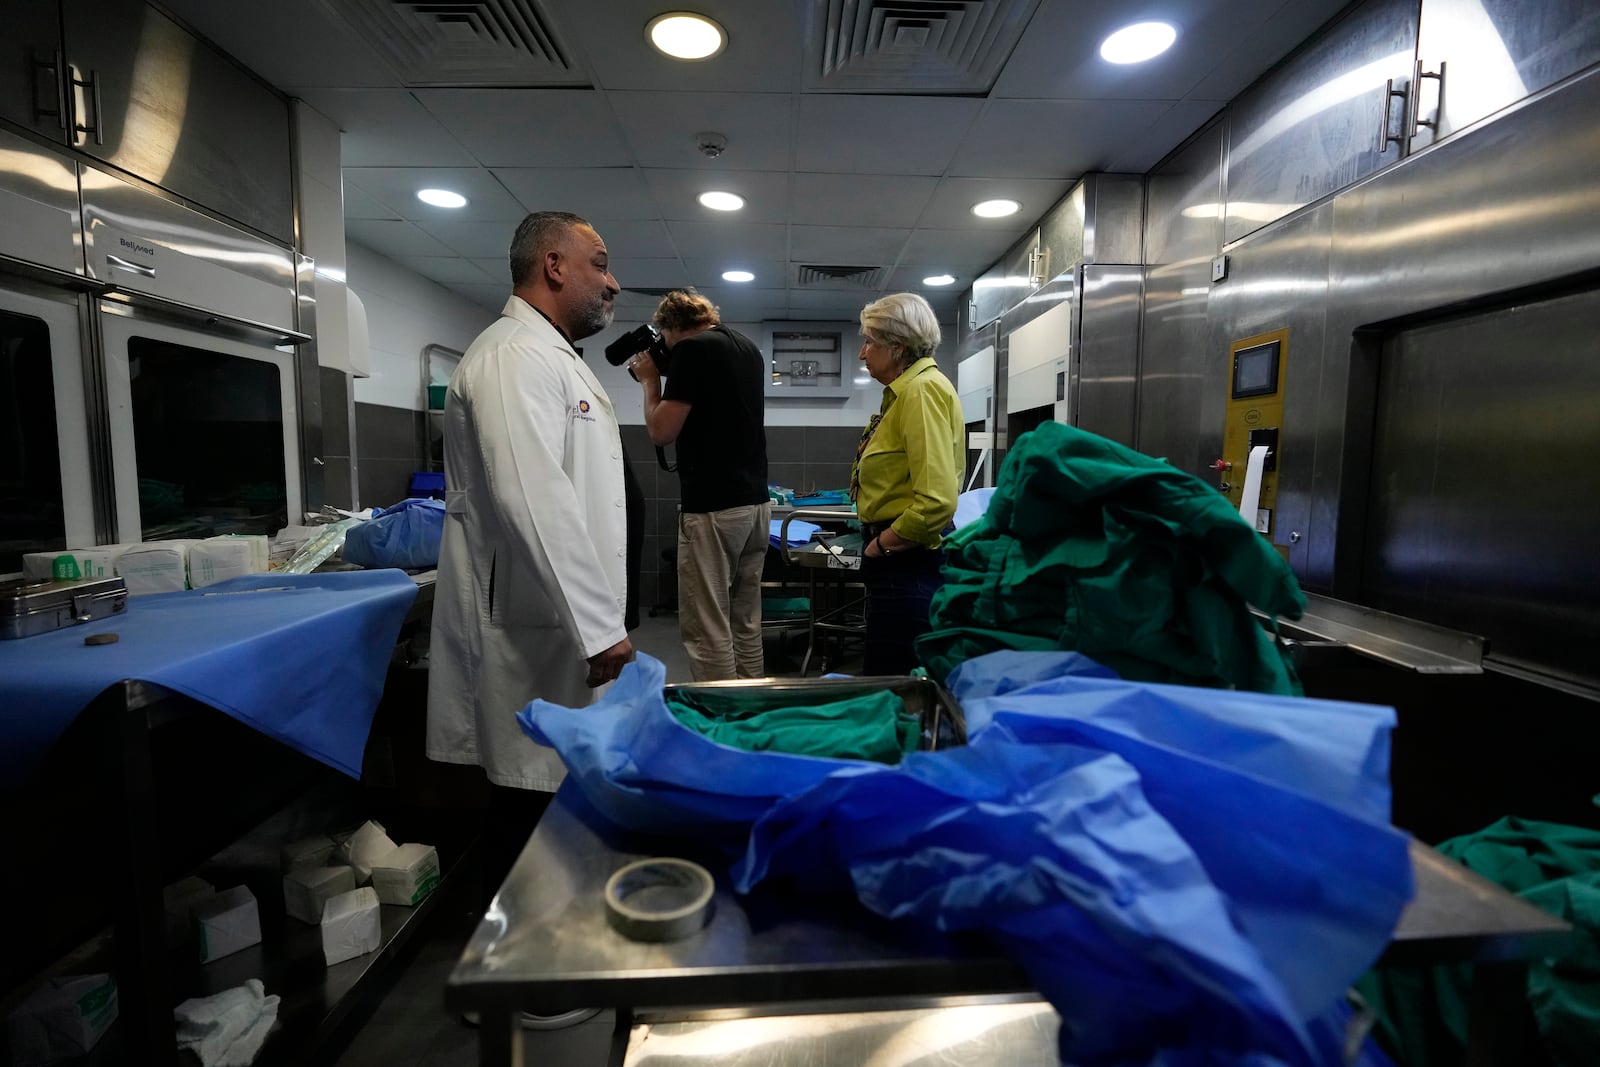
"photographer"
628,290,770,681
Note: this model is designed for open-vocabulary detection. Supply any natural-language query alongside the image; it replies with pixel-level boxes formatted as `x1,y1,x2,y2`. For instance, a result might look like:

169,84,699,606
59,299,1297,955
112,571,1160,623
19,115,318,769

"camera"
604,323,670,380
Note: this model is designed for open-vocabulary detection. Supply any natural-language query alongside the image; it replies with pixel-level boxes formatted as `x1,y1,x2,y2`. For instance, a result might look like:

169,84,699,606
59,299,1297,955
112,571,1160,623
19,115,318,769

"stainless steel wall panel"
1205,208,1333,574
0,128,84,278
1138,122,1224,465
1225,0,1419,245
1363,289,1600,688
1076,265,1141,446
80,165,298,334
1415,0,1600,148
1084,174,1145,265
1037,184,1085,288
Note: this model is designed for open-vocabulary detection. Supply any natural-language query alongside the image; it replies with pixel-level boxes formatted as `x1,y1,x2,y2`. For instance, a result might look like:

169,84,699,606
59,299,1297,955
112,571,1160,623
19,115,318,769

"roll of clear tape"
604,857,715,942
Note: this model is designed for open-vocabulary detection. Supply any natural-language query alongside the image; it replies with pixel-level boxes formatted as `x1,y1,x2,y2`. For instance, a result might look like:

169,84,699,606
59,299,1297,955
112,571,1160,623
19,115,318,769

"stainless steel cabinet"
1224,0,1420,245
969,227,1043,331
2,0,293,247
1413,0,1600,149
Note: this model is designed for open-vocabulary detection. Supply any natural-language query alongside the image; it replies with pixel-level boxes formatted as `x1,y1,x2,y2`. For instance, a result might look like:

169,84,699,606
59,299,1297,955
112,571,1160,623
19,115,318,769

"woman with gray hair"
849,292,964,674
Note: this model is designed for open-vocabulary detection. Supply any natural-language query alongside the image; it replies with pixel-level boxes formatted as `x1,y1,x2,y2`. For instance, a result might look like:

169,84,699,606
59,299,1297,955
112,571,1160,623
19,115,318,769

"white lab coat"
426,297,628,790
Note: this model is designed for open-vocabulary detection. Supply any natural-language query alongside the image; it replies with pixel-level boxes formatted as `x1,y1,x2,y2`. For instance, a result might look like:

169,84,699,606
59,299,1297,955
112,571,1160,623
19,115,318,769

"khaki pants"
678,503,771,681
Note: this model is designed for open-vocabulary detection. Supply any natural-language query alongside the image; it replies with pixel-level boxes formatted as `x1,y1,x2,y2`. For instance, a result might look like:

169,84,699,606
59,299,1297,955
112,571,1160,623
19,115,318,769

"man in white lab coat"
426,212,635,924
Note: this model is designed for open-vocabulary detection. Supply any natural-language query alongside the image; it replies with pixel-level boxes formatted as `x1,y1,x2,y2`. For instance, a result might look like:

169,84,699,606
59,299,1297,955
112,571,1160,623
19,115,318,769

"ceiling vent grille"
322,0,585,86
796,264,889,289
805,0,1042,94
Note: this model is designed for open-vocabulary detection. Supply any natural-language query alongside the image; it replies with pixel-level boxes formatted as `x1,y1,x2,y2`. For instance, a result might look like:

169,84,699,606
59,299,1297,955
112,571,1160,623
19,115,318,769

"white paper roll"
1238,445,1271,524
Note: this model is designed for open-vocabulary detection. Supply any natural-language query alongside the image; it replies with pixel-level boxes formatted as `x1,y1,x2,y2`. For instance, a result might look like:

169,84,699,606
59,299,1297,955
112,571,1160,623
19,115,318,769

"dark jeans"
481,782,553,912
859,545,945,675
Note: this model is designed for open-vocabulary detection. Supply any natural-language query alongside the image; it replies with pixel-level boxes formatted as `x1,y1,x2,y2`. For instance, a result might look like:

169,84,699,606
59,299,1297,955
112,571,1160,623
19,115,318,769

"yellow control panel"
1213,328,1287,549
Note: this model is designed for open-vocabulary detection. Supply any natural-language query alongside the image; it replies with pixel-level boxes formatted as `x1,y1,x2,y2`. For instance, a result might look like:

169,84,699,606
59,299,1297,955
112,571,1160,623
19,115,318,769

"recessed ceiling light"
971,199,1020,219
698,190,745,211
1099,21,1177,64
417,188,467,208
721,270,754,283
923,274,955,286
647,12,726,60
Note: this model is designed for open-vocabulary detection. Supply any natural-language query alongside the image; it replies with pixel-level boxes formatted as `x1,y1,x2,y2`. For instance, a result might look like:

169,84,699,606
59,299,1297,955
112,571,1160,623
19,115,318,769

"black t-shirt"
661,325,769,513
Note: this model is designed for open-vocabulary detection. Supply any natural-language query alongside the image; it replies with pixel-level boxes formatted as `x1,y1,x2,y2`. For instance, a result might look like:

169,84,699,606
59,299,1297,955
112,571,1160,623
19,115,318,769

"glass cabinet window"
128,336,289,539
0,309,66,573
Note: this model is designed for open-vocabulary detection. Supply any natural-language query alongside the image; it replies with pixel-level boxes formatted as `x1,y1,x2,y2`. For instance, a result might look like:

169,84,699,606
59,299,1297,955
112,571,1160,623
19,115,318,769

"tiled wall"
628,423,862,613
320,366,355,509
354,402,428,510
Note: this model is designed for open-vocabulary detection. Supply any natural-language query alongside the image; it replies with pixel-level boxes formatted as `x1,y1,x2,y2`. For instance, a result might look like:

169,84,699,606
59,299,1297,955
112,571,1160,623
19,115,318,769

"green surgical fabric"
666,689,920,764
1357,816,1600,1067
918,422,1306,695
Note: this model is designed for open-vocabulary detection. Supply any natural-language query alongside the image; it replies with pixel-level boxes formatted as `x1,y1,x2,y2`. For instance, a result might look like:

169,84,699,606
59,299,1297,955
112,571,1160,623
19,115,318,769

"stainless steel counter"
447,780,1570,1064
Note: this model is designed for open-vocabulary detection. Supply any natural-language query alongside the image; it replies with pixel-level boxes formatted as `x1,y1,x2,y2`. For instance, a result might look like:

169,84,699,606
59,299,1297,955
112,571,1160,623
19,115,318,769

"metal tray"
662,675,967,752
0,576,128,639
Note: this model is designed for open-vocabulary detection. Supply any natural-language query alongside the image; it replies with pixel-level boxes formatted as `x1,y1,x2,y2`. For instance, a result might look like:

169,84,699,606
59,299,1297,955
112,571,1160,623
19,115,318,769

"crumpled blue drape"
518,650,1414,1065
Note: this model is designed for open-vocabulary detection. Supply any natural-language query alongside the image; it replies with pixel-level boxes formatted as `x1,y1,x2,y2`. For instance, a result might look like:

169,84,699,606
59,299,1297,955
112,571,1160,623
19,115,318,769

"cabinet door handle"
31,50,68,130
1376,77,1407,154
106,254,156,278
69,66,103,145
1406,60,1446,149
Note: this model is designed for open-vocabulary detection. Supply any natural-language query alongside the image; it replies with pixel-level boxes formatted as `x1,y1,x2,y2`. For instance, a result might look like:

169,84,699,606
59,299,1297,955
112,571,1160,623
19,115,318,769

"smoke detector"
696,132,728,158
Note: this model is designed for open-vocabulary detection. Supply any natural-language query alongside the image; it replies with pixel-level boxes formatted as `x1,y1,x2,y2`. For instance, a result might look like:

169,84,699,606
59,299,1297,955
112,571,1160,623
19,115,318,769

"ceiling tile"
414,220,524,260
790,173,938,229
681,259,788,291
445,283,510,312
920,177,1075,231
491,168,657,222
415,90,633,167
789,226,913,265
901,227,1018,268
580,220,678,261
549,0,804,93
613,258,696,289
292,89,473,167
794,97,983,175
344,168,526,221
950,99,1179,178
1107,101,1225,172
642,170,793,224
343,182,399,221
346,219,457,259
407,257,496,286
469,259,511,287
609,92,795,171
665,221,789,260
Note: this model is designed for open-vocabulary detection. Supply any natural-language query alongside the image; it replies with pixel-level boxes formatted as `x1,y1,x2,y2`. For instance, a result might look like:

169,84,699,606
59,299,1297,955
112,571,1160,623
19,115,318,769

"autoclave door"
98,302,304,543
0,280,96,574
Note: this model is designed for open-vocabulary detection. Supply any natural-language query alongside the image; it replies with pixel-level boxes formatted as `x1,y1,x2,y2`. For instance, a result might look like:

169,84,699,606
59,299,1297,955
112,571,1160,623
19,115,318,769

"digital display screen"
1232,341,1280,399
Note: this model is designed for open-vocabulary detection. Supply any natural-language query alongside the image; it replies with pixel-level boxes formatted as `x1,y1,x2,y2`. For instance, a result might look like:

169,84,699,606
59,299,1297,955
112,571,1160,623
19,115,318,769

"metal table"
447,781,1572,1066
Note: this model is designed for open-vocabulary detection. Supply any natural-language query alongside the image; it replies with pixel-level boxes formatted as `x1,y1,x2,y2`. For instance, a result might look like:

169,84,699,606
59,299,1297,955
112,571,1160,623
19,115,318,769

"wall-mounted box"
763,321,864,398
1006,297,1073,414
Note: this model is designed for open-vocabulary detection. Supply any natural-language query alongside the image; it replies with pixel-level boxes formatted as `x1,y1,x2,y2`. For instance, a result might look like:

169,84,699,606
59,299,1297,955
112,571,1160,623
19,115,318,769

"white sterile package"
340,820,398,885
21,545,130,581
5,974,118,1067
283,865,357,925
320,887,381,966
174,978,279,1067
280,834,338,872
116,540,199,595
188,535,269,588
195,886,262,963
370,844,440,906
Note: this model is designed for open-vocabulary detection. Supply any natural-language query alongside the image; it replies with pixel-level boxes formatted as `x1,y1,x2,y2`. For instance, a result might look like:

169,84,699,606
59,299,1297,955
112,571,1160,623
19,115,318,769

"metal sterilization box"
0,576,128,639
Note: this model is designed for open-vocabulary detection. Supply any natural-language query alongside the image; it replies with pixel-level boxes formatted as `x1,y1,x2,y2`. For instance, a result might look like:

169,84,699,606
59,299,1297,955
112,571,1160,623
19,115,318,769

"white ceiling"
158,0,1352,322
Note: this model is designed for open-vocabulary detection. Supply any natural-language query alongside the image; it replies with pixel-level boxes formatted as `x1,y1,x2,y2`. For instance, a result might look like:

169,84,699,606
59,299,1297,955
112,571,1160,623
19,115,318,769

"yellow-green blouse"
854,357,964,547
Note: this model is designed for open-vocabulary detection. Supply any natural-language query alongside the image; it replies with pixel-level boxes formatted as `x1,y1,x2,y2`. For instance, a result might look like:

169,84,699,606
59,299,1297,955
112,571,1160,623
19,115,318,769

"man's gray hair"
509,211,591,287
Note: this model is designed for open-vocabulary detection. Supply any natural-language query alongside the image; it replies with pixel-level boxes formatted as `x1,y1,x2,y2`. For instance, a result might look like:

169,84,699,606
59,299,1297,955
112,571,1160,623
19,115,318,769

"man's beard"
573,294,614,341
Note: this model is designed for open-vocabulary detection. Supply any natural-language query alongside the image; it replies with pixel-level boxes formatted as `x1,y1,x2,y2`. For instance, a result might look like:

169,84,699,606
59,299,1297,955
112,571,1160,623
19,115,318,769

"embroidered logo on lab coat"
573,399,596,423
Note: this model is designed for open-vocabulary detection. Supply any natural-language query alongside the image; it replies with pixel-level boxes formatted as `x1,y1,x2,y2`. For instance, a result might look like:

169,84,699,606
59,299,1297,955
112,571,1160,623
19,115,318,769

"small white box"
284,865,357,925
194,886,261,963
340,820,397,884
370,844,440,906
116,540,199,595
281,834,338,872
188,535,269,587
22,546,129,581
320,887,381,966
6,975,118,1067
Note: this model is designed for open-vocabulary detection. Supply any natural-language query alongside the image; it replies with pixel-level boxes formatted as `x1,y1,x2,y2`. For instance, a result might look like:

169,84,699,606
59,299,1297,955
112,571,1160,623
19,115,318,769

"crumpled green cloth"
917,422,1306,694
1357,815,1600,1067
666,688,919,764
